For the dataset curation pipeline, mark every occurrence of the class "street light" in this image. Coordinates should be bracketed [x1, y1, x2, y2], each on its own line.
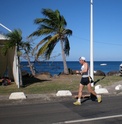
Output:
[90, 0, 94, 87]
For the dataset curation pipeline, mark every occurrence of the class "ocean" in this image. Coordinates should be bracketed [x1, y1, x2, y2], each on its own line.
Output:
[21, 61, 122, 75]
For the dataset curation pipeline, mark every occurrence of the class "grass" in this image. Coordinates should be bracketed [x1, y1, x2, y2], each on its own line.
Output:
[0, 75, 122, 95]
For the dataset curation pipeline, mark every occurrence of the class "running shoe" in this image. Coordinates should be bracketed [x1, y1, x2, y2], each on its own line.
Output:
[97, 95, 102, 103]
[73, 101, 81, 105]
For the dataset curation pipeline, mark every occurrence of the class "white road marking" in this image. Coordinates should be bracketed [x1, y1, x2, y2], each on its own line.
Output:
[64, 114, 122, 123]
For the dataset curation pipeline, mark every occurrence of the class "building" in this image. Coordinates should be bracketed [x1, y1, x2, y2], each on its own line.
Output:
[0, 24, 20, 88]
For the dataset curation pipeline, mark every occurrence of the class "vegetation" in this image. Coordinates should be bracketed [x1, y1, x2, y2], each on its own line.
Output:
[0, 75, 122, 95]
[2, 29, 23, 86]
[29, 9, 72, 74]
[1, 8, 73, 91]
[2, 29, 35, 86]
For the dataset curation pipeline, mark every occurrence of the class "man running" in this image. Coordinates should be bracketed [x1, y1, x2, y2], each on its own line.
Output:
[73, 56, 102, 105]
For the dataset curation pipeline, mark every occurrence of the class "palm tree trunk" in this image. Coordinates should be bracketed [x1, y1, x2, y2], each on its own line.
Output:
[26, 52, 35, 76]
[60, 40, 69, 74]
[23, 48, 35, 76]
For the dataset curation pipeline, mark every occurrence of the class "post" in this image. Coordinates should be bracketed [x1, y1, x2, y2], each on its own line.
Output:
[90, 0, 94, 87]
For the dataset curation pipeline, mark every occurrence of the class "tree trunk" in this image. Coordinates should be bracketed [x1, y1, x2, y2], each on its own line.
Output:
[26, 52, 35, 76]
[60, 40, 69, 74]
[23, 48, 36, 76]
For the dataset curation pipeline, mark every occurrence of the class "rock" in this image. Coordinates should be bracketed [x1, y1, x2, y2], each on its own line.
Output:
[68, 68, 73, 74]
[115, 84, 122, 90]
[95, 85, 102, 90]
[94, 85, 109, 94]
[95, 88, 109, 94]
[22, 70, 30, 77]
[94, 70, 106, 76]
[53, 74, 59, 78]
[35, 72, 52, 79]
[107, 71, 120, 76]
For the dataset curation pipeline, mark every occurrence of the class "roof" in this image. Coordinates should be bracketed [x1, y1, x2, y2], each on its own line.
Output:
[0, 34, 8, 40]
[0, 34, 9, 45]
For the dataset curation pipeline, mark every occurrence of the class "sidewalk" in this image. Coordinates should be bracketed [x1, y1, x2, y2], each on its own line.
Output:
[0, 93, 74, 106]
[0, 81, 122, 106]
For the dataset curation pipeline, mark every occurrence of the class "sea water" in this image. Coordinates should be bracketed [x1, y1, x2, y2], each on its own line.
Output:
[21, 61, 122, 75]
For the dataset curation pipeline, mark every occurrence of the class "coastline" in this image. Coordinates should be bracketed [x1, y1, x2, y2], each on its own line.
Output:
[21, 61, 122, 76]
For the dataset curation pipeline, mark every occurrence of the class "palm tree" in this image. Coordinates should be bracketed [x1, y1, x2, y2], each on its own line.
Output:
[2, 29, 35, 87]
[29, 9, 72, 74]
[21, 41, 36, 76]
[2, 29, 23, 86]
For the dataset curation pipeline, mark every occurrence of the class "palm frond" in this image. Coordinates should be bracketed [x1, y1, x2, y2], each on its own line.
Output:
[38, 25, 55, 34]
[33, 35, 51, 54]
[60, 15, 67, 27]
[36, 34, 59, 59]
[28, 30, 42, 37]
[34, 18, 45, 24]
[42, 9, 54, 18]
[63, 29, 72, 36]
[34, 18, 55, 28]
[42, 9, 66, 30]
[2, 29, 22, 55]
[29, 25, 54, 37]
[44, 40, 58, 59]
[21, 41, 32, 53]
[42, 9, 60, 22]
[64, 37, 70, 56]
[6, 29, 22, 45]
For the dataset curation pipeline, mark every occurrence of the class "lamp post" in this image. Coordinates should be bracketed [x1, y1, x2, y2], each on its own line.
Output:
[90, 0, 94, 87]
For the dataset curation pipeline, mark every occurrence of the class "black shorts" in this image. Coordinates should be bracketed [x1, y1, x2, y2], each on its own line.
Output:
[80, 77, 90, 85]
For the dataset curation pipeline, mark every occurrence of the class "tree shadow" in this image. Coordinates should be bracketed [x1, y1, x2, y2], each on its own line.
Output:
[89, 76, 106, 101]
[22, 76, 51, 87]
[79, 94, 98, 104]
[94, 76, 106, 85]
[81, 97, 91, 104]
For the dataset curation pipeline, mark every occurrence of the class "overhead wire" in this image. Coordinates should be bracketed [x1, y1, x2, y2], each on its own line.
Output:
[72, 34, 122, 46]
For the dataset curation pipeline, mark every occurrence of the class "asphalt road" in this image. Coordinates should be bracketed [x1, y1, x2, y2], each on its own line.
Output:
[0, 95, 122, 124]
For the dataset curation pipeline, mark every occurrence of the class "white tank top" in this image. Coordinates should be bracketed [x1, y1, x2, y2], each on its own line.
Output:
[81, 64, 89, 77]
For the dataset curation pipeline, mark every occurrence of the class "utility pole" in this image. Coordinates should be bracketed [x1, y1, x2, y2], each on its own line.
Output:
[90, 0, 94, 87]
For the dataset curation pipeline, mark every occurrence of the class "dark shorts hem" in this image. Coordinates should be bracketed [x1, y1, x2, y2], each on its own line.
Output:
[80, 77, 90, 85]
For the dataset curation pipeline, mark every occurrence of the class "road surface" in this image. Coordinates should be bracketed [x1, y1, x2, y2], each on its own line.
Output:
[0, 95, 122, 124]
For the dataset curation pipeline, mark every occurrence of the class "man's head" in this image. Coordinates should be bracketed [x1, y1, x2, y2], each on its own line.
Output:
[79, 56, 86, 64]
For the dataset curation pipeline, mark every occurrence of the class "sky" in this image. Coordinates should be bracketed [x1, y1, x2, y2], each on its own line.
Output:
[0, 0, 122, 61]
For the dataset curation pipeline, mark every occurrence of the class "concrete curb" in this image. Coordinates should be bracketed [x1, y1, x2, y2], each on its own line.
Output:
[95, 85, 109, 94]
[115, 84, 122, 90]
[56, 90, 72, 96]
[9, 92, 26, 100]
